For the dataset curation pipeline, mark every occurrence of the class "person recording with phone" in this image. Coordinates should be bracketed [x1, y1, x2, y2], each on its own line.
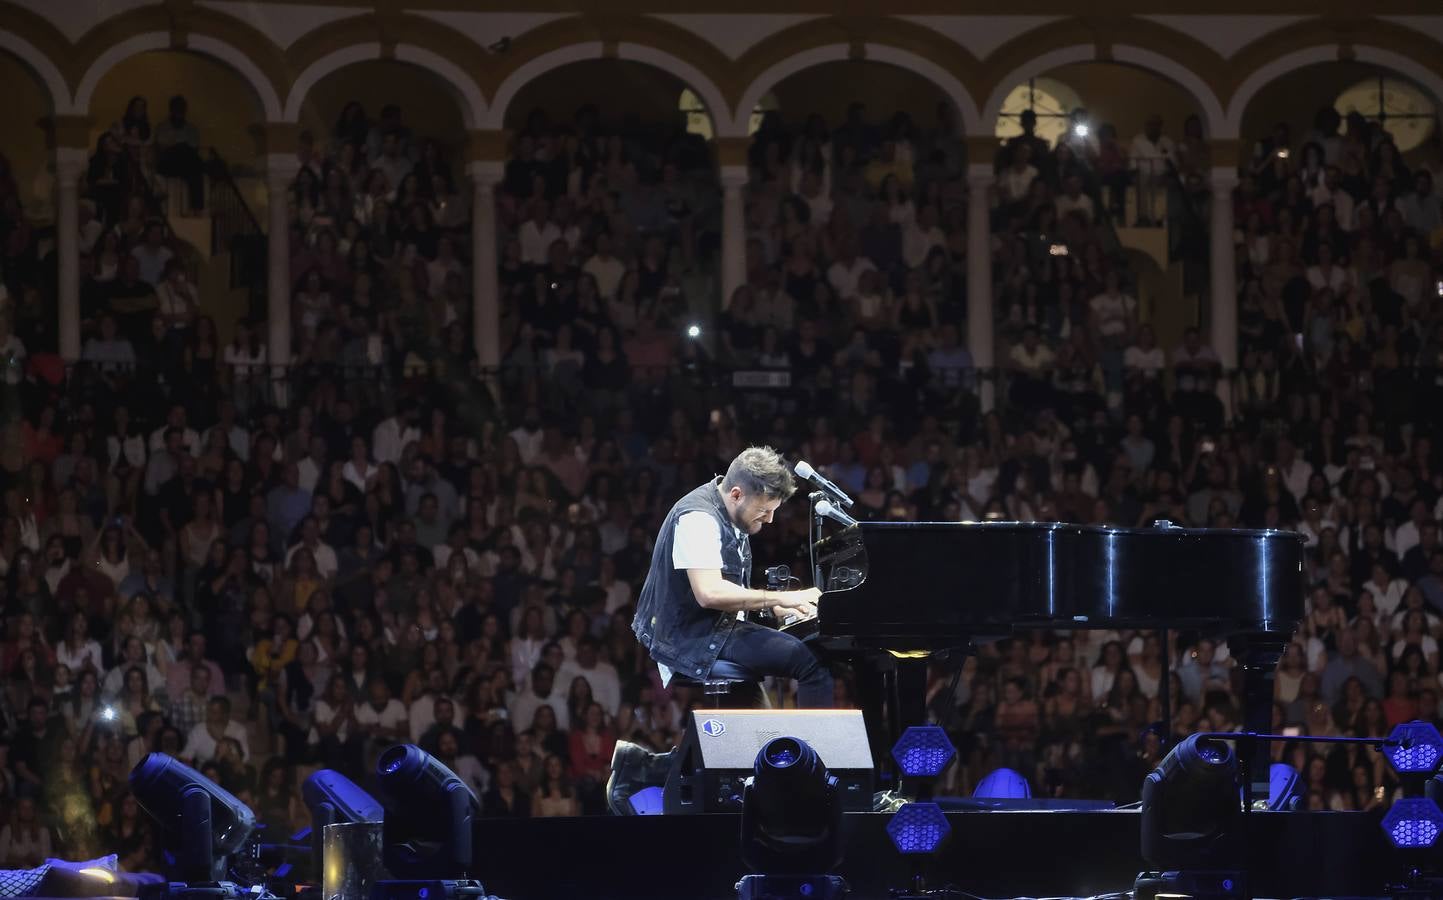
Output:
[631, 446, 834, 708]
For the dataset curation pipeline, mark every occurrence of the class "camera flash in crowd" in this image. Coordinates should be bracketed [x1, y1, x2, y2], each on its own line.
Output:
[686, 323, 702, 339]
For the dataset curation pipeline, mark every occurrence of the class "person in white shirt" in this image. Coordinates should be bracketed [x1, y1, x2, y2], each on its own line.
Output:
[342, 435, 379, 493]
[355, 679, 409, 756]
[147, 404, 200, 455]
[183, 696, 249, 763]
[509, 662, 569, 732]
[1309, 168, 1355, 232]
[130, 223, 174, 285]
[1275, 437, 1313, 503]
[582, 231, 626, 300]
[519, 198, 562, 265]
[371, 411, 419, 467]
[999, 143, 1039, 207]
[1054, 174, 1096, 225]
[902, 205, 946, 270]
[1123, 323, 1166, 376]
[508, 406, 545, 466]
[1128, 115, 1177, 225]
[286, 516, 338, 579]
[296, 436, 329, 494]
[556, 638, 621, 715]
[826, 241, 877, 302]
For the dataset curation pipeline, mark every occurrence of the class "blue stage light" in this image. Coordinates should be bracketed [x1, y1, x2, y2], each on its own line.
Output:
[886, 802, 950, 854]
[890, 726, 956, 778]
[973, 767, 1032, 799]
[1384, 721, 1443, 776]
[1267, 763, 1304, 811]
[1382, 797, 1443, 849]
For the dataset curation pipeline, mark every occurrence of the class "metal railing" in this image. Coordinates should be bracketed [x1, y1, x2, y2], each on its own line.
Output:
[206, 148, 268, 321]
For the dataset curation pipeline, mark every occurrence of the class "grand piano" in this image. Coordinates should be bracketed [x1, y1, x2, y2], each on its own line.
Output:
[794, 519, 1307, 793]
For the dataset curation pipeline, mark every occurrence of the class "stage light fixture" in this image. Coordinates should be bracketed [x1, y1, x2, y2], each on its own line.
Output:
[973, 768, 1032, 800]
[1267, 763, 1304, 811]
[1384, 721, 1443, 777]
[737, 737, 846, 900]
[374, 744, 481, 880]
[1383, 798, 1443, 849]
[302, 769, 384, 880]
[1135, 735, 1243, 899]
[886, 802, 951, 854]
[891, 726, 955, 778]
[129, 752, 258, 883]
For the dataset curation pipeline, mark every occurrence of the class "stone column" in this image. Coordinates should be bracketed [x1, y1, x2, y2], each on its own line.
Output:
[720, 164, 748, 308]
[1209, 166, 1239, 410]
[265, 154, 300, 368]
[55, 146, 89, 361]
[467, 160, 504, 371]
[966, 165, 996, 411]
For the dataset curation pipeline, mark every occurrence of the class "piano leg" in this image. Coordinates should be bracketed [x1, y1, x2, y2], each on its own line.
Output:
[1229, 633, 1289, 805]
[851, 658, 894, 784]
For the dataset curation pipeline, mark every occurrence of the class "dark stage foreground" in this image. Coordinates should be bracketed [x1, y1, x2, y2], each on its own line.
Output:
[473, 809, 1393, 900]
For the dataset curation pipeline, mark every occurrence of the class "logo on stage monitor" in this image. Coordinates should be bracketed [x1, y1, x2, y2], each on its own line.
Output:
[701, 718, 726, 737]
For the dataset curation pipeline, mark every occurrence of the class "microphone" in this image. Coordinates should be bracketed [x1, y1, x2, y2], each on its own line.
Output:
[794, 460, 854, 508]
[815, 499, 858, 528]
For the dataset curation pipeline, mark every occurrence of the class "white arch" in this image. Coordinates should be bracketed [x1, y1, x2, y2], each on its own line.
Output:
[75, 31, 282, 119]
[283, 43, 381, 121]
[1223, 45, 1337, 137]
[74, 32, 168, 112]
[0, 30, 71, 113]
[1112, 45, 1226, 138]
[395, 44, 486, 128]
[482, 42, 602, 131]
[732, 44, 848, 136]
[980, 44, 1096, 130]
[863, 44, 981, 136]
[188, 34, 283, 120]
[618, 43, 731, 141]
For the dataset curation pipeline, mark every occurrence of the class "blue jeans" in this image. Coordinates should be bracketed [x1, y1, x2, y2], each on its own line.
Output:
[717, 620, 835, 708]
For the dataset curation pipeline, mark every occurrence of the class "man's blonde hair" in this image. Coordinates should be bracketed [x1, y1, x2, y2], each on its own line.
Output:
[722, 446, 796, 500]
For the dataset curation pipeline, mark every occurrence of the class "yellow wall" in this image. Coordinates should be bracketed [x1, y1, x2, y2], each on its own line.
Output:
[88, 50, 263, 166]
[502, 60, 687, 132]
[0, 52, 55, 211]
[297, 61, 470, 162]
[770, 61, 948, 130]
[1045, 61, 1202, 141]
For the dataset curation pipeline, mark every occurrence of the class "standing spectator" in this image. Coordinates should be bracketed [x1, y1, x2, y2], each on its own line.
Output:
[154, 95, 204, 213]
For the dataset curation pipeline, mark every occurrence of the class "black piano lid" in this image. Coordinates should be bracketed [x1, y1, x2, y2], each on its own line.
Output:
[816, 520, 1307, 641]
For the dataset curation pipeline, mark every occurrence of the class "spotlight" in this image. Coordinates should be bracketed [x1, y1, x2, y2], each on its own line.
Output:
[302, 769, 384, 880]
[1383, 797, 1443, 849]
[1135, 735, 1244, 900]
[891, 726, 955, 779]
[374, 744, 481, 880]
[973, 768, 1031, 800]
[737, 737, 846, 900]
[129, 752, 257, 882]
[1267, 763, 1304, 811]
[886, 802, 950, 854]
[1384, 721, 1443, 777]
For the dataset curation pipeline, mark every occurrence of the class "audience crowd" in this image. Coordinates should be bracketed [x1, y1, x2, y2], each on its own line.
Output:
[0, 84, 1442, 872]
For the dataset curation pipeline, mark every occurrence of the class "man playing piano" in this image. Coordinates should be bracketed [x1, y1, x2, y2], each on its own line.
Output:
[631, 446, 835, 708]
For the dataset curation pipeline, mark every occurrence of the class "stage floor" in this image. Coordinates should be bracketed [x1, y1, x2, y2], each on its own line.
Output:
[472, 809, 1394, 900]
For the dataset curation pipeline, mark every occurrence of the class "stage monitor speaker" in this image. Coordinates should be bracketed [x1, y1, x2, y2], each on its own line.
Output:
[663, 709, 874, 815]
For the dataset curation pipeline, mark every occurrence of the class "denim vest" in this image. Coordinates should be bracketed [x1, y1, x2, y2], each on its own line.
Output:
[632, 477, 752, 679]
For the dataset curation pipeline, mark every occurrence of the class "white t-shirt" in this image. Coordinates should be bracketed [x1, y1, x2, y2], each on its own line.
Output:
[355, 698, 407, 735]
[673, 510, 741, 570]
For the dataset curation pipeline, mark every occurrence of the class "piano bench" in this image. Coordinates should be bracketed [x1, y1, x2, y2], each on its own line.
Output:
[671, 660, 768, 709]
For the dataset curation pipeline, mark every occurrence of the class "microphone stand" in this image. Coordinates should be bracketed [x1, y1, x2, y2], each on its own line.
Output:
[809, 491, 826, 589]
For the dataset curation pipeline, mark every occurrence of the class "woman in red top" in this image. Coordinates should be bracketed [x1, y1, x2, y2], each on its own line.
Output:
[568, 700, 616, 787]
